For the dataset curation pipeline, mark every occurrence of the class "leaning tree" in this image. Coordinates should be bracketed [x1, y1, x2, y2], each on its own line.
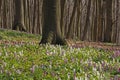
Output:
[40, 0, 66, 45]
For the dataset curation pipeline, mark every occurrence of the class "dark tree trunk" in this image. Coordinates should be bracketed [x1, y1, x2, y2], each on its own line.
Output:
[60, 0, 66, 36]
[0, 0, 2, 9]
[12, 0, 26, 32]
[40, 0, 66, 45]
[104, 0, 112, 42]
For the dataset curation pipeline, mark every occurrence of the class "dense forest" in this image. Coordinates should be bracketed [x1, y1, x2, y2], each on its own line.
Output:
[0, 0, 120, 79]
[0, 0, 120, 44]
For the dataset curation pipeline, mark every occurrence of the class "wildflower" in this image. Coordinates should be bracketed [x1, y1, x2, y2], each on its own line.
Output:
[16, 69, 21, 74]
[114, 75, 119, 80]
[113, 51, 120, 58]
[0, 52, 2, 56]
[118, 67, 120, 73]
[64, 59, 68, 63]
[19, 50, 24, 56]
[3, 61, 7, 67]
[30, 65, 38, 73]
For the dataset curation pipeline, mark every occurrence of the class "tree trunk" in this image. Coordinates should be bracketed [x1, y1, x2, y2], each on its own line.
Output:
[12, 0, 26, 32]
[40, 0, 66, 45]
[60, 0, 66, 37]
[66, 0, 77, 39]
[104, 0, 112, 42]
[82, 0, 91, 40]
[0, 0, 1, 8]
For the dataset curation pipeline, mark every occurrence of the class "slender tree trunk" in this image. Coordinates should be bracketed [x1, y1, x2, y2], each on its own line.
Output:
[32, 0, 37, 33]
[104, 0, 112, 42]
[76, 0, 81, 39]
[60, 0, 66, 36]
[82, 0, 91, 40]
[116, 0, 120, 45]
[97, 0, 102, 41]
[0, 0, 2, 11]
[1, 1, 6, 28]
[66, 0, 77, 39]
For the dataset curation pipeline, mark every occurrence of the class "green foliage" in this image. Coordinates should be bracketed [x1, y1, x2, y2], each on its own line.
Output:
[0, 29, 120, 79]
[0, 29, 41, 41]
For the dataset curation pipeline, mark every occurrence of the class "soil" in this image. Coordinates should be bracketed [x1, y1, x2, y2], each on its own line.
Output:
[73, 41, 120, 51]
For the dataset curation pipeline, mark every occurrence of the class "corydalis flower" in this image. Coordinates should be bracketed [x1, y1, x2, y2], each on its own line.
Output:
[112, 51, 120, 58]
[30, 65, 38, 73]
[0, 52, 2, 56]
[118, 67, 120, 73]
[16, 69, 21, 74]
[64, 59, 68, 63]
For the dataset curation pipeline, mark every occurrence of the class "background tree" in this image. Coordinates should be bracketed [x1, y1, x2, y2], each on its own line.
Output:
[82, 0, 91, 40]
[104, 0, 112, 42]
[66, 0, 77, 39]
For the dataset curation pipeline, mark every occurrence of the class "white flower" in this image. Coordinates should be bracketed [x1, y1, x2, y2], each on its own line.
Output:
[0, 52, 2, 56]
[16, 70, 21, 74]
[19, 50, 24, 56]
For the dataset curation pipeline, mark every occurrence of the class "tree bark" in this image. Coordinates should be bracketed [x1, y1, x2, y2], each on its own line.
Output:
[60, 0, 66, 36]
[66, 0, 77, 39]
[12, 0, 26, 32]
[82, 0, 91, 40]
[104, 0, 112, 42]
[40, 0, 66, 45]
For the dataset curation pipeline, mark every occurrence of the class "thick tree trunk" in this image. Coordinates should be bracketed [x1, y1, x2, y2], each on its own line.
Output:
[12, 0, 26, 32]
[40, 0, 66, 45]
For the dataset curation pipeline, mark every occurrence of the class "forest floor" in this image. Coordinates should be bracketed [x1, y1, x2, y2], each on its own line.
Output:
[73, 41, 120, 51]
[0, 28, 120, 79]
[0, 28, 120, 50]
